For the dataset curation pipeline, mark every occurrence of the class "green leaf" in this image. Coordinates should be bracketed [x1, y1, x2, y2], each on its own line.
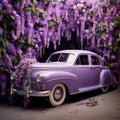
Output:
[15, 39, 24, 47]
[37, 9, 45, 19]
[102, 6, 107, 13]
[10, 15, 15, 20]
[0, 67, 4, 72]
[0, 67, 9, 73]
[60, 0, 65, 2]
[14, 54, 20, 66]
[44, 0, 48, 4]
[4, 68, 9, 73]
[49, 20, 58, 27]
[31, 0, 38, 4]
[2, 49, 7, 54]
[113, 17, 120, 27]
[97, 22, 101, 27]
[28, 40, 34, 47]
[110, 0, 116, 4]
[99, 0, 104, 2]
[91, 12, 96, 17]
[116, 38, 120, 43]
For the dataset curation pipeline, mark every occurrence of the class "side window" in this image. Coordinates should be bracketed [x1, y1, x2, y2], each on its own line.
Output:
[80, 55, 89, 65]
[91, 56, 100, 65]
[76, 55, 89, 65]
[48, 53, 60, 62]
[76, 57, 81, 65]
[59, 53, 68, 62]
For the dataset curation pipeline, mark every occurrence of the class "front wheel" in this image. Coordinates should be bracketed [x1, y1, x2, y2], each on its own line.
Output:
[48, 84, 66, 107]
[101, 85, 109, 93]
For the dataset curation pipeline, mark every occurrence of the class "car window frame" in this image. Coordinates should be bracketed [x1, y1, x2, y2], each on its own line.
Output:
[74, 54, 90, 66]
[46, 53, 75, 63]
[89, 55, 102, 66]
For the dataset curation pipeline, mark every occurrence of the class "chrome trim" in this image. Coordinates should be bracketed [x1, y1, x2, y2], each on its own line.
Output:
[30, 66, 72, 70]
[12, 89, 50, 97]
[30, 65, 106, 70]
[47, 78, 73, 83]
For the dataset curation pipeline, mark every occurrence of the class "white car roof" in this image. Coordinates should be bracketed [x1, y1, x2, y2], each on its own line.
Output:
[53, 50, 98, 56]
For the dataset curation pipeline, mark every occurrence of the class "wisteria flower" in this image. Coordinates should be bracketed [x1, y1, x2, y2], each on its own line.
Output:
[7, 43, 16, 56]
[4, 54, 13, 68]
[0, 3, 3, 10]
[73, 5, 77, 10]
[77, 3, 84, 9]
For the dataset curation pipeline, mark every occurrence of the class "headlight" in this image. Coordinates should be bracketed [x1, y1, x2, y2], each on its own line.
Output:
[10, 74, 16, 80]
[36, 75, 42, 82]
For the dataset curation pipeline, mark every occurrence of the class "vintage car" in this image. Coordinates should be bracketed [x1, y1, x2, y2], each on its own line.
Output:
[11, 50, 116, 106]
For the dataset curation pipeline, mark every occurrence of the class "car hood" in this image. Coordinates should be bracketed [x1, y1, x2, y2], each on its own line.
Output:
[30, 62, 72, 70]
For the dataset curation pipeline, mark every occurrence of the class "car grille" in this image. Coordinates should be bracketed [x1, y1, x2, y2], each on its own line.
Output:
[30, 83, 40, 91]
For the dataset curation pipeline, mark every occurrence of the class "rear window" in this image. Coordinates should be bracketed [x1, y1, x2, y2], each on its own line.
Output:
[91, 56, 100, 65]
[76, 55, 89, 65]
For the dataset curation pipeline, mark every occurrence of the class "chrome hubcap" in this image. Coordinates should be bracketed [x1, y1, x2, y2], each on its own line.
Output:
[54, 89, 62, 100]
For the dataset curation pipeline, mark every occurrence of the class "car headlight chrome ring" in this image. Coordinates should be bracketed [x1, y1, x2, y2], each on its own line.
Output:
[36, 75, 42, 82]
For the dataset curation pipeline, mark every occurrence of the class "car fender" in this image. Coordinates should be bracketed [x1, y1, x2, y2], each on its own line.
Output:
[100, 69, 113, 86]
[39, 70, 79, 94]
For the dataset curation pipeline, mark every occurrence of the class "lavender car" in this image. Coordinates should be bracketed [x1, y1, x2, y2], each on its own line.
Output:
[11, 50, 116, 106]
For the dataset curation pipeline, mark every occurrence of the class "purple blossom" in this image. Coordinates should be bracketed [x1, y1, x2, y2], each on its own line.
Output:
[21, 12, 25, 35]
[2, 0, 8, 7]
[9, 55, 15, 61]
[6, 4, 13, 14]
[113, 62, 118, 68]
[11, 58, 37, 86]
[26, 12, 34, 40]
[65, 0, 75, 6]
[77, 3, 84, 9]
[4, 54, 13, 68]
[17, 47, 23, 59]
[7, 43, 16, 56]
[85, 1, 92, 7]
[11, 31, 17, 41]
[0, 3, 3, 10]
[24, 0, 31, 8]
[13, 11, 21, 38]
[25, 47, 37, 58]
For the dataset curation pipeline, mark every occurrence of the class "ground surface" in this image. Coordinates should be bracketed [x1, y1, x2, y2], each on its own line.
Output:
[0, 87, 120, 120]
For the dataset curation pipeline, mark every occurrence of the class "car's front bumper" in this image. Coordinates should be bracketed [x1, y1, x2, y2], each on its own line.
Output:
[12, 88, 50, 97]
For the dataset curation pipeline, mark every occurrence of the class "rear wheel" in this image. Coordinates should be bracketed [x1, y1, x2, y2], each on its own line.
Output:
[101, 85, 109, 93]
[48, 84, 66, 107]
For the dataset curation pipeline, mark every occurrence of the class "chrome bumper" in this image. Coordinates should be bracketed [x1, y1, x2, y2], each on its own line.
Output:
[12, 88, 50, 97]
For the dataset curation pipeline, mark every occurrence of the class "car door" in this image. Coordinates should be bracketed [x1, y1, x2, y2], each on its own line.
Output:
[74, 54, 94, 89]
[90, 55, 103, 86]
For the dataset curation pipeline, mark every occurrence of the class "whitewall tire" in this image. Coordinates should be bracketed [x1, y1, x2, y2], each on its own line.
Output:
[48, 84, 66, 107]
[101, 85, 109, 93]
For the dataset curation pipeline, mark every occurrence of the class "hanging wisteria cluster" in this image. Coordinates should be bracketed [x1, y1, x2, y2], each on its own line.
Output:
[0, 0, 120, 103]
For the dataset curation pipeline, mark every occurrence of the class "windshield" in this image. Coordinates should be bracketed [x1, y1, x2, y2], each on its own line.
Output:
[47, 53, 75, 63]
